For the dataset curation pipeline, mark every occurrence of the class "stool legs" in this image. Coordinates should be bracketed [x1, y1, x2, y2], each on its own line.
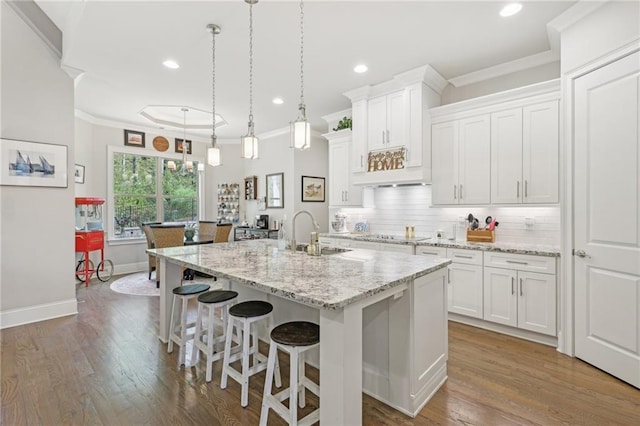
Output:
[288, 349, 299, 425]
[298, 354, 306, 408]
[179, 295, 189, 365]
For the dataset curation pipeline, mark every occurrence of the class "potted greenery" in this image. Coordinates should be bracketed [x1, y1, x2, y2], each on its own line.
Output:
[332, 116, 352, 132]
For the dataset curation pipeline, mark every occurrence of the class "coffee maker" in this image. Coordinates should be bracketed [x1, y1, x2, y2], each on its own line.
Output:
[256, 214, 269, 229]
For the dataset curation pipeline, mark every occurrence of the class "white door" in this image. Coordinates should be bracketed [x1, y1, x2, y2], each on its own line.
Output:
[386, 91, 406, 148]
[368, 96, 387, 151]
[491, 108, 523, 204]
[431, 121, 458, 205]
[458, 114, 491, 204]
[483, 267, 517, 327]
[328, 141, 349, 206]
[522, 101, 559, 204]
[448, 263, 484, 319]
[574, 50, 640, 388]
[517, 271, 556, 336]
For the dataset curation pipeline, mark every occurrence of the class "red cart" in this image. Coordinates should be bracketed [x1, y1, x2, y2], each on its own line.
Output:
[75, 197, 113, 285]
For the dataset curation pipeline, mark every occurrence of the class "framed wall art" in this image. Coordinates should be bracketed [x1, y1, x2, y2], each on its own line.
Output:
[0, 138, 68, 187]
[175, 138, 192, 154]
[124, 129, 145, 147]
[266, 172, 284, 208]
[74, 164, 85, 184]
[301, 175, 325, 202]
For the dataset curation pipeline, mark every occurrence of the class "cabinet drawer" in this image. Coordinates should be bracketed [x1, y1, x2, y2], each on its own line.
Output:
[415, 246, 447, 258]
[484, 252, 556, 274]
[447, 248, 483, 265]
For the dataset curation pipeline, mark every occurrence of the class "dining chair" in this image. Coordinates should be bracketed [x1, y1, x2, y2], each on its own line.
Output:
[149, 224, 186, 287]
[198, 220, 217, 242]
[214, 223, 233, 243]
[141, 221, 162, 279]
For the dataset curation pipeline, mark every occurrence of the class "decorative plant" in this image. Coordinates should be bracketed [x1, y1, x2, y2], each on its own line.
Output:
[333, 116, 352, 132]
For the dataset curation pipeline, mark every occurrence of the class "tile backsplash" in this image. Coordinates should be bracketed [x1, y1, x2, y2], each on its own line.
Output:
[331, 185, 560, 246]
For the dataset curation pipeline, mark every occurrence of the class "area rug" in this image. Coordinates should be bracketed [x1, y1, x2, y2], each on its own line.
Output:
[110, 272, 160, 296]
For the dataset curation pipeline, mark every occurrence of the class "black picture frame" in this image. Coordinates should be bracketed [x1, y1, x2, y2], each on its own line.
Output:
[124, 129, 145, 147]
[301, 175, 325, 202]
[175, 138, 192, 154]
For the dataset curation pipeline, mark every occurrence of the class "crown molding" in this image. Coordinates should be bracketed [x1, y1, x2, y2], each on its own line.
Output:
[343, 86, 372, 103]
[74, 109, 238, 145]
[321, 108, 352, 124]
[547, 0, 609, 35]
[6, 0, 62, 59]
[448, 50, 559, 88]
[394, 64, 448, 95]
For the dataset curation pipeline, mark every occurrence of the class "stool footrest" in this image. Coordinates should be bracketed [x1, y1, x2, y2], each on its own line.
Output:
[264, 394, 319, 426]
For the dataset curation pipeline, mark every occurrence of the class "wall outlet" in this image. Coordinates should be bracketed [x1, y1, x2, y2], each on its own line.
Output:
[524, 217, 535, 229]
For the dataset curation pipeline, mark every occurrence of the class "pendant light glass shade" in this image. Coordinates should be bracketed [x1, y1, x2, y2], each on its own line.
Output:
[290, 0, 310, 150]
[291, 105, 310, 150]
[241, 0, 259, 159]
[241, 122, 259, 159]
[207, 24, 222, 167]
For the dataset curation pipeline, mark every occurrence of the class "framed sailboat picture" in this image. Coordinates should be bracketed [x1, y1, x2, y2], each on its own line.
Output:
[0, 139, 68, 187]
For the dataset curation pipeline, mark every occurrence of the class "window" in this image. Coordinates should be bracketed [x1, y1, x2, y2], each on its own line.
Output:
[109, 147, 201, 240]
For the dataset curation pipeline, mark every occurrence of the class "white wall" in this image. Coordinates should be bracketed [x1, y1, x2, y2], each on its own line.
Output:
[74, 117, 244, 272]
[333, 185, 560, 246]
[1, 2, 77, 327]
[441, 61, 561, 105]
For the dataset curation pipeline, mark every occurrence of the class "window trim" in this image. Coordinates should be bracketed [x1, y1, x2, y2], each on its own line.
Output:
[107, 145, 204, 242]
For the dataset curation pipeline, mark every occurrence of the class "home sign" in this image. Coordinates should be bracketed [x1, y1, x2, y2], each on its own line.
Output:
[367, 147, 406, 172]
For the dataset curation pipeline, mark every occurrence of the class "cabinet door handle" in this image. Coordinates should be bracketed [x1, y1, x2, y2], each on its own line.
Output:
[511, 277, 515, 295]
[448, 269, 451, 284]
[506, 260, 529, 265]
[454, 185, 457, 200]
[460, 184, 463, 200]
[517, 181, 520, 198]
[454, 254, 473, 259]
[519, 278, 523, 296]
[382, 130, 386, 145]
[345, 191, 349, 202]
[360, 155, 363, 169]
[525, 180, 528, 198]
[386, 129, 390, 145]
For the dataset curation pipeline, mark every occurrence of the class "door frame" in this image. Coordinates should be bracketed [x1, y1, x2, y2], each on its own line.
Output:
[560, 40, 640, 357]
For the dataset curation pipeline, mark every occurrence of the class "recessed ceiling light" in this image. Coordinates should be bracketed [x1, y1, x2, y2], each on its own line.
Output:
[354, 64, 368, 73]
[162, 60, 180, 69]
[500, 3, 522, 17]
[272, 98, 284, 105]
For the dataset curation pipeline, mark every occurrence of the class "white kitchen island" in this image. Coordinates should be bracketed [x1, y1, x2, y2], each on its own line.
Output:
[150, 239, 451, 425]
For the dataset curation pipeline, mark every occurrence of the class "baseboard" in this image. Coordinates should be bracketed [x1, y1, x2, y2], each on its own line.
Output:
[448, 314, 558, 347]
[0, 298, 78, 329]
[114, 261, 146, 276]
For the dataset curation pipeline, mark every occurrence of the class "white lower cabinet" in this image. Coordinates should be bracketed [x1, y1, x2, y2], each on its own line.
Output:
[483, 253, 556, 336]
[446, 248, 483, 319]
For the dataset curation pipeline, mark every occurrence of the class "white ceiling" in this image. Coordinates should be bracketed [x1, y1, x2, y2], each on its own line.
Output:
[36, 0, 575, 140]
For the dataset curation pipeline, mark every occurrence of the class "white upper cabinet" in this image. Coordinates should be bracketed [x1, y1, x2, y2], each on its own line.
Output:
[491, 100, 559, 204]
[430, 79, 560, 206]
[522, 101, 559, 204]
[344, 65, 447, 185]
[432, 115, 490, 205]
[325, 130, 363, 207]
[367, 91, 406, 151]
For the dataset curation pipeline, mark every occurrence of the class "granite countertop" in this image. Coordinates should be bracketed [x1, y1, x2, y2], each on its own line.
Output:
[149, 239, 451, 310]
[319, 233, 560, 257]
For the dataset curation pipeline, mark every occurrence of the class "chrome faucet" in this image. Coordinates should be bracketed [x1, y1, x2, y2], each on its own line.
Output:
[291, 210, 320, 252]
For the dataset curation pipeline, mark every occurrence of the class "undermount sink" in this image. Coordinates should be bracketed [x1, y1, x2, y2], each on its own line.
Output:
[294, 244, 351, 255]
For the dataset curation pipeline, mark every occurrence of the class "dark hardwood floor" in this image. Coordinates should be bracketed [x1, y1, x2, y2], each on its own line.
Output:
[2, 276, 638, 425]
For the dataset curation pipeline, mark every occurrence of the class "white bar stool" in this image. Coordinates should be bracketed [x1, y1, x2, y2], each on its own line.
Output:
[167, 283, 211, 366]
[220, 300, 282, 407]
[190, 290, 239, 382]
[260, 321, 320, 426]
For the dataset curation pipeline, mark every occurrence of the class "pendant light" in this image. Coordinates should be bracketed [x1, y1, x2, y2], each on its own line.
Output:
[241, 0, 259, 159]
[290, 0, 310, 150]
[207, 24, 222, 167]
[180, 107, 190, 174]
